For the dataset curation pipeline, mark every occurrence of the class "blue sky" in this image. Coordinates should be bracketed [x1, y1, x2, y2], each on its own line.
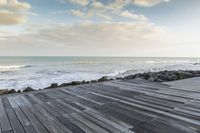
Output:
[0, 0, 200, 57]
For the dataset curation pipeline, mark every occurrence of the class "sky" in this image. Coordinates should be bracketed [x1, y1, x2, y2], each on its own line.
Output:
[0, 0, 200, 57]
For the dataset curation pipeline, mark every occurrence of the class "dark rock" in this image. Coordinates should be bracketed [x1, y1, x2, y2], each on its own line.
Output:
[50, 83, 58, 88]
[23, 87, 35, 92]
[143, 73, 150, 80]
[122, 70, 200, 83]
[59, 83, 71, 87]
[8, 89, 16, 94]
[91, 80, 98, 83]
[98, 76, 109, 82]
[85, 81, 90, 84]
[71, 81, 81, 85]
[17, 90, 21, 93]
[81, 80, 87, 84]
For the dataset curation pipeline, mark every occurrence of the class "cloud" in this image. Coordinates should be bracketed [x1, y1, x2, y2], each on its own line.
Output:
[0, 0, 30, 10]
[70, 10, 86, 17]
[96, 13, 112, 20]
[120, 10, 147, 21]
[0, 22, 170, 56]
[0, 10, 27, 25]
[91, 1, 105, 9]
[68, 0, 89, 6]
[1, 21, 169, 46]
[0, 0, 31, 25]
[132, 0, 171, 7]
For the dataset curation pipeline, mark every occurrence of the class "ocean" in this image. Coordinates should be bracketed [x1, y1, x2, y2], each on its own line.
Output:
[0, 56, 200, 90]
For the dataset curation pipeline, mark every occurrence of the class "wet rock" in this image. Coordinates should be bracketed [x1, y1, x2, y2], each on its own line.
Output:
[98, 76, 109, 82]
[123, 70, 200, 82]
[59, 83, 71, 87]
[81, 80, 89, 84]
[71, 81, 81, 85]
[91, 80, 98, 83]
[50, 83, 58, 88]
[8, 89, 16, 94]
[23, 87, 35, 92]
[17, 90, 21, 93]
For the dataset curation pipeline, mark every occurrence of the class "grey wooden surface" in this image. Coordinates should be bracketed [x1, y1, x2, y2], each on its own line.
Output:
[0, 79, 200, 133]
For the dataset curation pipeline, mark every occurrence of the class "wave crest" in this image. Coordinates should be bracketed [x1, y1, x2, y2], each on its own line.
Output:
[0, 65, 32, 69]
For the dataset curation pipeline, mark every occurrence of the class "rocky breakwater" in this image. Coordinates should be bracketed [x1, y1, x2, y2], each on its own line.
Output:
[1, 70, 200, 96]
[122, 70, 200, 82]
[0, 87, 35, 96]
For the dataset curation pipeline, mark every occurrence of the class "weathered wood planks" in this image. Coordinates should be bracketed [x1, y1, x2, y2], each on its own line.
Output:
[0, 79, 200, 133]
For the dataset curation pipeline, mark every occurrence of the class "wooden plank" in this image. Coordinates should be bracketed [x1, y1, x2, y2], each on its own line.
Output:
[0, 99, 12, 132]
[0, 79, 200, 133]
[71, 113, 110, 133]
[8, 97, 38, 133]
[15, 96, 49, 133]
[89, 91, 200, 127]
[2, 98, 25, 133]
[65, 115, 95, 133]
[78, 111, 121, 133]
[84, 110, 133, 133]
[55, 116, 86, 133]
[33, 104, 72, 133]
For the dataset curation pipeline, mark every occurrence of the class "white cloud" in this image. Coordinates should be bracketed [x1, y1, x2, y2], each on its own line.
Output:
[120, 10, 147, 21]
[0, 22, 169, 46]
[132, 0, 171, 7]
[91, 1, 105, 9]
[70, 10, 86, 17]
[96, 13, 112, 20]
[68, 0, 89, 6]
[0, 0, 31, 25]
[0, 10, 27, 25]
[0, 22, 171, 56]
[0, 0, 30, 10]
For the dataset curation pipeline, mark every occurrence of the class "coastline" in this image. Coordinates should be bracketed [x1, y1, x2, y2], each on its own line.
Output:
[1, 70, 200, 96]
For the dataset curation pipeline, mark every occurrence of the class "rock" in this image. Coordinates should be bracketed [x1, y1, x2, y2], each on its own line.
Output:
[23, 87, 35, 92]
[17, 90, 21, 93]
[44, 83, 59, 89]
[0, 89, 9, 95]
[8, 89, 16, 94]
[98, 76, 109, 82]
[71, 81, 81, 85]
[59, 83, 71, 87]
[91, 80, 98, 83]
[50, 83, 58, 88]
[143, 73, 150, 80]
[81, 80, 87, 84]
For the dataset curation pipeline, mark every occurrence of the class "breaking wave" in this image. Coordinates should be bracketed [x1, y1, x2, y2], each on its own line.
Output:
[0, 65, 32, 69]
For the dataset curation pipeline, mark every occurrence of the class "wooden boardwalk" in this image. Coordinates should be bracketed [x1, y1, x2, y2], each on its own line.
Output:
[0, 79, 200, 133]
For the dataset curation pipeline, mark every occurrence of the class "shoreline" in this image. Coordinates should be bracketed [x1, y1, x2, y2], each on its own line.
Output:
[1, 70, 200, 96]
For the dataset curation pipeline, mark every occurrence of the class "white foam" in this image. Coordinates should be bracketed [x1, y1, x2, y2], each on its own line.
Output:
[0, 65, 31, 70]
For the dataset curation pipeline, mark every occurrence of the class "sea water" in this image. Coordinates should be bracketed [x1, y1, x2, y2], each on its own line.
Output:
[0, 56, 200, 90]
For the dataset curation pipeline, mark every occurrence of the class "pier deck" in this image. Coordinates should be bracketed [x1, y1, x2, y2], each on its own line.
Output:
[0, 79, 200, 133]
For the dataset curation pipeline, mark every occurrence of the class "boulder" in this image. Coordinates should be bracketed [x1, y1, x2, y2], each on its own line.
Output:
[17, 90, 21, 93]
[98, 76, 109, 82]
[59, 83, 71, 87]
[50, 83, 58, 88]
[8, 89, 16, 94]
[71, 81, 81, 85]
[23, 87, 35, 92]
[91, 80, 98, 83]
